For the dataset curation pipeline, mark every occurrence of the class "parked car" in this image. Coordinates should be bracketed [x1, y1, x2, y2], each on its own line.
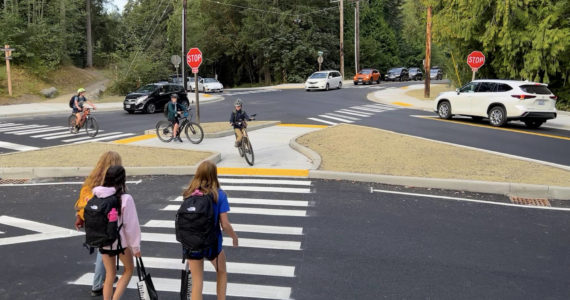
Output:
[194, 78, 224, 93]
[430, 68, 443, 80]
[168, 74, 185, 86]
[353, 68, 381, 85]
[433, 80, 557, 128]
[305, 70, 343, 91]
[187, 76, 203, 91]
[408, 68, 423, 80]
[384, 67, 409, 81]
[123, 83, 189, 114]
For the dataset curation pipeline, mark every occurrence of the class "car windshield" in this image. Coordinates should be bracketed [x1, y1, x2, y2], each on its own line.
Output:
[409, 68, 418, 72]
[359, 70, 372, 74]
[135, 85, 158, 93]
[310, 73, 327, 79]
[388, 68, 402, 73]
[203, 78, 218, 83]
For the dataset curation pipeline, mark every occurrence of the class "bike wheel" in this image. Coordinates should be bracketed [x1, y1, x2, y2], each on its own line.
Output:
[156, 120, 174, 142]
[184, 122, 204, 144]
[243, 138, 254, 166]
[85, 118, 99, 137]
[68, 115, 76, 133]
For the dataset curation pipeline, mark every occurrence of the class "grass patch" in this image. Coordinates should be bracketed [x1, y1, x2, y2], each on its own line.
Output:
[405, 84, 455, 100]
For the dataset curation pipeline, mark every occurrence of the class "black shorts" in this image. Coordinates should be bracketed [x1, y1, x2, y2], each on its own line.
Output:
[99, 248, 125, 257]
[72, 108, 81, 114]
[183, 247, 221, 261]
[169, 117, 180, 125]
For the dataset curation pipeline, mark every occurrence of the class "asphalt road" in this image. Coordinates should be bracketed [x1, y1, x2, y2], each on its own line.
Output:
[1, 80, 569, 166]
[1, 176, 569, 299]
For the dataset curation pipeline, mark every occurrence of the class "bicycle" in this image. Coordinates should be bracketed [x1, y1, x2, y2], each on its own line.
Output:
[68, 107, 99, 137]
[156, 108, 204, 144]
[233, 114, 256, 166]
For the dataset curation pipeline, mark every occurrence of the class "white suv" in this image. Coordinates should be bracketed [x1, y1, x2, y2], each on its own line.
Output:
[434, 80, 557, 128]
[305, 70, 343, 91]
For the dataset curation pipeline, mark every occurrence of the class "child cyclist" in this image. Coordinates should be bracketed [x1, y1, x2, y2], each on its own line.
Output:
[72, 88, 96, 133]
[229, 98, 254, 147]
[182, 161, 239, 300]
[167, 93, 187, 142]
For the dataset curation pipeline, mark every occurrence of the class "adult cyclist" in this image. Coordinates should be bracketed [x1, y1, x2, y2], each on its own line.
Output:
[72, 88, 96, 133]
[229, 98, 254, 147]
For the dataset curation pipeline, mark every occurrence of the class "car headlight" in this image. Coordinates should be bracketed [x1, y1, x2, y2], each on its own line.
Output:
[135, 95, 148, 104]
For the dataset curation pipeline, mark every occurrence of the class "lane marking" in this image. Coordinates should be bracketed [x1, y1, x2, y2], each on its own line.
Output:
[325, 113, 360, 121]
[349, 106, 384, 113]
[73, 133, 135, 143]
[278, 124, 328, 128]
[336, 110, 371, 117]
[364, 104, 396, 110]
[222, 185, 311, 193]
[370, 188, 570, 212]
[0, 123, 22, 128]
[415, 115, 570, 141]
[8, 126, 67, 135]
[218, 178, 312, 186]
[0, 180, 143, 187]
[143, 220, 304, 235]
[161, 205, 307, 216]
[141, 232, 302, 250]
[33, 129, 103, 138]
[70, 273, 292, 300]
[0, 141, 39, 152]
[0, 215, 83, 246]
[62, 132, 125, 142]
[337, 109, 373, 116]
[217, 168, 309, 177]
[42, 131, 89, 139]
[171, 196, 309, 207]
[113, 134, 157, 144]
[307, 117, 337, 125]
[0, 125, 48, 132]
[391, 101, 413, 107]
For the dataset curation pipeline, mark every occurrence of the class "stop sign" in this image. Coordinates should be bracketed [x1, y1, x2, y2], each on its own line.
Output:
[467, 51, 485, 70]
[186, 48, 202, 70]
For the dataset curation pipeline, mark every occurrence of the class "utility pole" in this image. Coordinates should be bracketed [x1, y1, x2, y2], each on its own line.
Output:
[424, 5, 432, 98]
[354, 0, 359, 74]
[339, 0, 344, 79]
[182, 0, 187, 91]
[86, 0, 93, 67]
[1, 45, 15, 96]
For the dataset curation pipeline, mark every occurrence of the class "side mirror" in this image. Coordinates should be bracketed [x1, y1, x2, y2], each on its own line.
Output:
[456, 88, 460, 95]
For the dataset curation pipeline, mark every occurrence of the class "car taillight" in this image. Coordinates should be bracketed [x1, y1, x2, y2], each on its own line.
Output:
[511, 95, 536, 100]
[550, 95, 558, 100]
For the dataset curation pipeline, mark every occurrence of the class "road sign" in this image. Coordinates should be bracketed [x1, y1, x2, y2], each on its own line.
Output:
[317, 56, 323, 64]
[318, 51, 324, 57]
[186, 48, 202, 69]
[191, 67, 199, 74]
[171, 55, 181, 67]
[467, 51, 485, 71]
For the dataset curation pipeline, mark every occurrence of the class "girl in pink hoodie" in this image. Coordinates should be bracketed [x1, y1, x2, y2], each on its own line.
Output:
[93, 165, 141, 300]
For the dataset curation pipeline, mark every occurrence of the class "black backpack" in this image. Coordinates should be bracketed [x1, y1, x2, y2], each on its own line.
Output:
[175, 193, 218, 252]
[69, 95, 77, 108]
[84, 194, 122, 249]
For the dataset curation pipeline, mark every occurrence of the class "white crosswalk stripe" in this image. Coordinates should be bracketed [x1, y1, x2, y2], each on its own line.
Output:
[318, 114, 354, 123]
[325, 112, 360, 121]
[337, 109, 373, 116]
[62, 132, 125, 142]
[307, 117, 337, 125]
[7, 126, 68, 135]
[308, 103, 399, 125]
[0, 141, 39, 151]
[69, 176, 313, 299]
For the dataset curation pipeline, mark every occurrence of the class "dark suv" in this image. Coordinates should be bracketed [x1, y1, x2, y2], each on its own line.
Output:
[408, 68, 423, 80]
[123, 83, 189, 114]
[385, 67, 409, 81]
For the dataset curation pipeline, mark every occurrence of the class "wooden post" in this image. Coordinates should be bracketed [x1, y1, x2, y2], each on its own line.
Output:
[471, 69, 477, 81]
[339, 0, 344, 79]
[354, 0, 359, 74]
[3, 45, 13, 97]
[195, 72, 200, 123]
[424, 6, 432, 98]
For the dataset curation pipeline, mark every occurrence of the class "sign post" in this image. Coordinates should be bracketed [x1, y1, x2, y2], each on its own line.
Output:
[467, 51, 485, 81]
[1, 45, 15, 96]
[171, 55, 182, 83]
[187, 48, 203, 123]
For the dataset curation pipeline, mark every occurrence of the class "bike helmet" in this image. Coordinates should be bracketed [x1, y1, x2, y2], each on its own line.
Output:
[77, 88, 86, 93]
[234, 98, 243, 107]
[170, 93, 179, 100]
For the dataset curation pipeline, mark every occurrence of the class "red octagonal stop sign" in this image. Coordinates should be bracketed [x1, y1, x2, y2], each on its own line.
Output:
[187, 48, 202, 69]
[467, 51, 485, 70]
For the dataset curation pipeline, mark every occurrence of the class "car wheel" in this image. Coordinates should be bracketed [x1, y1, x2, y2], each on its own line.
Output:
[488, 106, 507, 127]
[338, 81, 342, 89]
[306, 89, 310, 92]
[377, 77, 381, 84]
[325, 83, 329, 91]
[353, 82, 358, 85]
[471, 116, 483, 122]
[524, 120, 544, 129]
[437, 101, 452, 119]
[145, 103, 156, 114]
[201, 86, 205, 93]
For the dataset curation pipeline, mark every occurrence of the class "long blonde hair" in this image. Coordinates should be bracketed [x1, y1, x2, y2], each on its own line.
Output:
[83, 151, 123, 190]
[183, 161, 220, 202]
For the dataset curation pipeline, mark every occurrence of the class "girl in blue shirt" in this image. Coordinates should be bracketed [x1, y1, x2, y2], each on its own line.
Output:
[182, 161, 239, 300]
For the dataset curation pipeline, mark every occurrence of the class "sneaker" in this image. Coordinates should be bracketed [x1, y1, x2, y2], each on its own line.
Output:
[177, 136, 183, 142]
[90, 288, 102, 297]
[234, 141, 240, 147]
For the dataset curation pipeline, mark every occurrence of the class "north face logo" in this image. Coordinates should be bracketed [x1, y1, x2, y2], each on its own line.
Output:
[187, 207, 196, 212]
[90, 205, 98, 210]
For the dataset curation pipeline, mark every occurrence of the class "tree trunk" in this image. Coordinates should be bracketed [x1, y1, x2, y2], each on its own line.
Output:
[86, 0, 93, 67]
[60, 0, 66, 52]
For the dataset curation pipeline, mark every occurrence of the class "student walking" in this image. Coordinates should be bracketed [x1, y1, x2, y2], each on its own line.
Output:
[88, 165, 142, 300]
[74, 151, 122, 296]
[176, 161, 239, 300]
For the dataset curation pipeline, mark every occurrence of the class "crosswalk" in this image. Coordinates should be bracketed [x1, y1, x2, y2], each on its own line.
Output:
[224, 89, 281, 97]
[69, 176, 313, 299]
[307, 103, 399, 126]
[0, 121, 134, 152]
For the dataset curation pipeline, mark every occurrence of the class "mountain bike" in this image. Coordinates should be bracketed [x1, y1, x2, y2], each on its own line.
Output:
[156, 108, 204, 144]
[233, 114, 256, 166]
[68, 107, 99, 137]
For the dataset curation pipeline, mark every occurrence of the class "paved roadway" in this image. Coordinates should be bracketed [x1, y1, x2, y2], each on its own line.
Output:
[1, 176, 569, 299]
[0, 80, 569, 165]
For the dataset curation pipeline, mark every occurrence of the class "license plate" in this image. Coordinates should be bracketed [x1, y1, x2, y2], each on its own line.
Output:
[537, 100, 545, 105]
[358, 79, 362, 82]
[125, 104, 131, 108]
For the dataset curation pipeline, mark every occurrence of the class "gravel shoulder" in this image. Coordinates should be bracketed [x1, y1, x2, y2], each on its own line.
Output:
[0, 143, 213, 168]
[297, 124, 570, 187]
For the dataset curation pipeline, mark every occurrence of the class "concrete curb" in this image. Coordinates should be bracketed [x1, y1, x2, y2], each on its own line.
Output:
[309, 170, 570, 200]
[144, 121, 281, 139]
[289, 133, 322, 170]
[0, 152, 221, 179]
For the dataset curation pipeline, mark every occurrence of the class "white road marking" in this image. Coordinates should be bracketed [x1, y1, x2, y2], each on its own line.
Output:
[0, 125, 48, 132]
[31, 130, 77, 138]
[307, 117, 337, 125]
[161, 205, 307, 216]
[143, 220, 303, 235]
[222, 185, 311, 193]
[325, 113, 360, 121]
[8, 126, 67, 135]
[318, 114, 354, 123]
[141, 232, 302, 250]
[350, 106, 385, 112]
[70, 273, 292, 300]
[0, 231, 4, 234]
[367, 103, 398, 109]
[218, 178, 312, 186]
[0, 123, 22, 128]
[62, 132, 124, 142]
[338, 108, 373, 116]
[0, 141, 39, 151]
[0, 180, 142, 187]
[42, 131, 89, 139]
[0, 215, 83, 246]
[364, 104, 395, 110]
[370, 188, 570, 212]
[73, 133, 135, 143]
[170, 196, 309, 207]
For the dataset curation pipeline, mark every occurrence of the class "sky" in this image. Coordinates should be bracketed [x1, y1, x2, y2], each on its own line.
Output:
[111, 0, 128, 13]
